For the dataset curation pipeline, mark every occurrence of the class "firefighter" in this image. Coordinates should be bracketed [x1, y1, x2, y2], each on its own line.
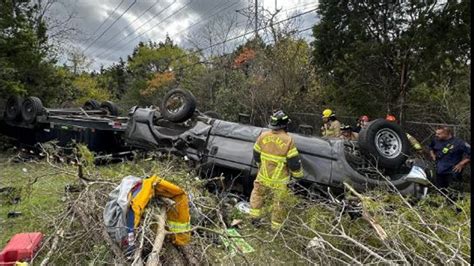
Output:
[429, 126, 471, 192]
[340, 125, 359, 141]
[354, 115, 369, 133]
[321, 109, 341, 138]
[385, 114, 423, 153]
[249, 110, 304, 230]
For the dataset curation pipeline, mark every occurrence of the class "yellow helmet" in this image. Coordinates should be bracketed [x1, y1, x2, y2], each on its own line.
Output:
[322, 109, 333, 118]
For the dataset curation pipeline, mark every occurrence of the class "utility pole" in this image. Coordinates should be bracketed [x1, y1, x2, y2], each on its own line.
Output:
[254, 0, 258, 37]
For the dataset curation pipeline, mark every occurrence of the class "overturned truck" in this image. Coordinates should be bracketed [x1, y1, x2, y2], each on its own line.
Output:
[1, 89, 432, 197]
[124, 89, 432, 197]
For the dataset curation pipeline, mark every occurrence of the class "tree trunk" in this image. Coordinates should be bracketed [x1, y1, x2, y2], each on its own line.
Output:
[398, 57, 409, 127]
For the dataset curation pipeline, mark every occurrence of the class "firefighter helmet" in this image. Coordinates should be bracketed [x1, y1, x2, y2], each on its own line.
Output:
[386, 114, 396, 122]
[322, 109, 333, 118]
[359, 115, 369, 122]
[340, 124, 352, 131]
[269, 110, 290, 130]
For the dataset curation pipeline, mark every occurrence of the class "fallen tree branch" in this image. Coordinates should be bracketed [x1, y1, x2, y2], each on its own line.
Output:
[40, 228, 64, 266]
[343, 182, 388, 241]
[72, 203, 127, 264]
[145, 206, 167, 266]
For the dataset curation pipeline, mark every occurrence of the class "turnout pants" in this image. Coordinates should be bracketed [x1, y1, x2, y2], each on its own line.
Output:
[131, 176, 191, 246]
[249, 180, 288, 230]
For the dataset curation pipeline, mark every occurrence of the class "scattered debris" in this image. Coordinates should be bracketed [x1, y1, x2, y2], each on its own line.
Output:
[220, 228, 254, 256]
[234, 201, 251, 214]
[306, 236, 326, 250]
[0, 232, 43, 265]
[230, 219, 243, 228]
[0, 187, 20, 205]
[7, 211, 22, 218]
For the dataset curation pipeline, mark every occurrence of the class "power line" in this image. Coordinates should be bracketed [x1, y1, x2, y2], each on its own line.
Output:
[171, 6, 319, 70]
[97, 5, 316, 68]
[88, 0, 162, 55]
[86, 0, 126, 41]
[194, 7, 318, 55]
[83, 0, 138, 53]
[100, 0, 194, 61]
[95, 0, 179, 59]
[170, 23, 316, 73]
[297, 26, 314, 33]
[173, 0, 240, 38]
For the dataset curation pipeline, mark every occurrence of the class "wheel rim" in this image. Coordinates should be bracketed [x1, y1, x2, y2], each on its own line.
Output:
[7, 104, 18, 117]
[165, 94, 185, 114]
[23, 101, 35, 120]
[375, 128, 402, 159]
[102, 106, 112, 114]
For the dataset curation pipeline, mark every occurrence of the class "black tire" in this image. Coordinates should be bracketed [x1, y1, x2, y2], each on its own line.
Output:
[21, 96, 44, 124]
[4, 95, 23, 121]
[100, 101, 119, 116]
[160, 88, 196, 123]
[83, 99, 100, 110]
[203, 110, 222, 119]
[358, 118, 410, 170]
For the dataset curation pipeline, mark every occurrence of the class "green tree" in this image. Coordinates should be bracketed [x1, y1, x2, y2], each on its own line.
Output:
[122, 37, 204, 107]
[96, 57, 129, 100]
[311, 0, 470, 123]
[0, 0, 73, 106]
[71, 74, 111, 106]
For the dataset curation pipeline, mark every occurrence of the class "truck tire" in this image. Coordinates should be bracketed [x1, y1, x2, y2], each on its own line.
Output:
[160, 88, 196, 123]
[203, 110, 222, 119]
[83, 99, 100, 110]
[358, 118, 410, 170]
[5, 95, 23, 121]
[21, 96, 44, 124]
[100, 101, 119, 116]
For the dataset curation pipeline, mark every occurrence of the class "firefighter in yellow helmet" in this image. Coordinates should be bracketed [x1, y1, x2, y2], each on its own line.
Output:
[321, 109, 342, 138]
[249, 110, 304, 230]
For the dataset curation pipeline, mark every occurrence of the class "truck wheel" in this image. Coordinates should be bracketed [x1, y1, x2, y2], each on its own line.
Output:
[83, 99, 100, 110]
[358, 118, 410, 170]
[21, 96, 44, 124]
[100, 101, 119, 116]
[5, 95, 23, 121]
[160, 88, 196, 123]
[203, 110, 222, 119]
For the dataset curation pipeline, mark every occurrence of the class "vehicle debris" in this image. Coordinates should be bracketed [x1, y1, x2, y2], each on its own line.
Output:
[220, 228, 254, 256]
[7, 211, 22, 218]
[235, 201, 251, 215]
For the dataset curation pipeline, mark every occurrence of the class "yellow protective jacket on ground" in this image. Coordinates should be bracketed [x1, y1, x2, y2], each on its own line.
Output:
[130, 175, 191, 245]
[322, 120, 341, 138]
[253, 130, 303, 188]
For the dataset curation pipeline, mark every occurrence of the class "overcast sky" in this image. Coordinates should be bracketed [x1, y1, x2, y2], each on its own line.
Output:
[52, 0, 319, 70]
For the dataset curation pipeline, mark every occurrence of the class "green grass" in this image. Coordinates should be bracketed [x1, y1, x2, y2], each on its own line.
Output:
[0, 151, 470, 264]
[0, 155, 72, 247]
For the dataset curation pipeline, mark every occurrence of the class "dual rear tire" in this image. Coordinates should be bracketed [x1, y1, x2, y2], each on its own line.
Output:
[4, 95, 44, 124]
[83, 100, 119, 116]
[4, 96, 119, 124]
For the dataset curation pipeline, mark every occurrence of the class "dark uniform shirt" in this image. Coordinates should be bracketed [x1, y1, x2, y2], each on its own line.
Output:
[429, 137, 471, 175]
